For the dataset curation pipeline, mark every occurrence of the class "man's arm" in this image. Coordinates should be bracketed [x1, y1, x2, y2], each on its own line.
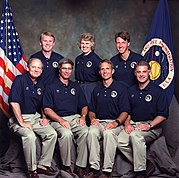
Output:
[78, 106, 88, 126]
[10, 102, 32, 130]
[124, 115, 135, 134]
[89, 111, 100, 126]
[135, 116, 166, 131]
[104, 112, 128, 130]
[44, 107, 70, 128]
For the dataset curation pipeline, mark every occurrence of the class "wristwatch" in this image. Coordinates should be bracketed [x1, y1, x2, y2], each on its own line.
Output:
[115, 119, 121, 127]
[148, 122, 153, 129]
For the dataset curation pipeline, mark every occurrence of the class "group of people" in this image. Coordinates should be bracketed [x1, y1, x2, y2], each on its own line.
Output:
[8, 31, 169, 178]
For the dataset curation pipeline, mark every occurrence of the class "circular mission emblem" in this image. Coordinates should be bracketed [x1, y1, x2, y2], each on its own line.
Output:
[52, 61, 58, 68]
[141, 38, 174, 89]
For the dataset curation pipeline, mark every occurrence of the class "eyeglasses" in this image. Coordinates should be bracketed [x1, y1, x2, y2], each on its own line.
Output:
[61, 67, 73, 71]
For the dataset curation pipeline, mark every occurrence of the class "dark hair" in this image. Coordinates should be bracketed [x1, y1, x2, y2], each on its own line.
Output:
[27, 58, 43, 69]
[99, 59, 114, 70]
[134, 60, 151, 71]
[40, 31, 55, 42]
[115, 31, 130, 43]
[58, 58, 74, 69]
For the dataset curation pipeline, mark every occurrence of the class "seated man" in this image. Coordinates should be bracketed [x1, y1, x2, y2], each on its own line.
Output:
[42, 58, 89, 178]
[85, 59, 130, 178]
[8, 58, 57, 178]
[117, 60, 169, 178]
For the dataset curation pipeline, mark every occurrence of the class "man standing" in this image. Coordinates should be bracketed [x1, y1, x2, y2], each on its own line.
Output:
[117, 61, 169, 178]
[30, 31, 64, 86]
[110, 31, 143, 87]
[8, 58, 57, 178]
[84, 59, 130, 178]
[42, 58, 89, 178]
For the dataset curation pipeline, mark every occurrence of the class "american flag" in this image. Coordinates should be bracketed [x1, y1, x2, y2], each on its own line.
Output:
[0, 0, 27, 117]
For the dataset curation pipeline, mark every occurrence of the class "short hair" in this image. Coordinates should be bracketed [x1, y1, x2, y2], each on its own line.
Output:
[134, 60, 151, 71]
[77, 32, 96, 50]
[40, 31, 55, 42]
[115, 31, 130, 43]
[99, 59, 114, 70]
[58, 58, 74, 69]
[27, 58, 43, 69]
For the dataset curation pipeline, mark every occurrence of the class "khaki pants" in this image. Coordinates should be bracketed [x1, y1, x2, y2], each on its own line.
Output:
[117, 121, 162, 171]
[9, 112, 57, 171]
[87, 120, 122, 172]
[50, 114, 89, 168]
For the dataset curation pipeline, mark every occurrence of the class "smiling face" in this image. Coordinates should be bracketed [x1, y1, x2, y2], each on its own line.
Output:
[99, 62, 114, 81]
[59, 63, 73, 81]
[80, 39, 93, 55]
[135, 65, 150, 84]
[40, 34, 55, 53]
[115, 36, 130, 55]
[27, 59, 43, 80]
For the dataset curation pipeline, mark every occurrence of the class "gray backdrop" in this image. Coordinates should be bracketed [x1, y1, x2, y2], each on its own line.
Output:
[0, 0, 178, 97]
[0, 0, 179, 174]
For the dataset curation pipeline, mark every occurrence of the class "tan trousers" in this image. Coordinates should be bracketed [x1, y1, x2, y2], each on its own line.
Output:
[87, 120, 122, 172]
[50, 114, 89, 168]
[117, 121, 162, 171]
[9, 112, 57, 171]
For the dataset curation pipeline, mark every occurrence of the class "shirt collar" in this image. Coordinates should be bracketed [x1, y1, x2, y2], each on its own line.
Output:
[137, 81, 152, 91]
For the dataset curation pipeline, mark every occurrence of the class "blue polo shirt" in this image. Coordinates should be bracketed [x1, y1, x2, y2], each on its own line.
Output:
[128, 82, 169, 122]
[30, 51, 63, 86]
[89, 80, 130, 120]
[42, 79, 88, 116]
[9, 73, 44, 115]
[75, 50, 102, 82]
[110, 50, 143, 87]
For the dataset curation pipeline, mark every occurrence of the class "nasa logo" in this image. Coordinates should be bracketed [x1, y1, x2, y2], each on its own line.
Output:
[141, 38, 174, 89]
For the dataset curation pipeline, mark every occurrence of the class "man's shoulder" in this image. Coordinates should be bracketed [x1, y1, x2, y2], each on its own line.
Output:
[110, 53, 119, 62]
[51, 51, 64, 58]
[113, 80, 129, 88]
[128, 84, 138, 92]
[69, 80, 81, 89]
[30, 51, 42, 58]
[130, 50, 143, 60]
[14, 73, 27, 82]
[148, 82, 164, 93]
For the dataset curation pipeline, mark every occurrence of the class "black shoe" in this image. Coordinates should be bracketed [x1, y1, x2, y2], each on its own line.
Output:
[62, 165, 75, 178]
[135, 170, 146, 178]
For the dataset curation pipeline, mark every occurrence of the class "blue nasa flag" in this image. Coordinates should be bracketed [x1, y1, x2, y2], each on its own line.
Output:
[141, 0, 176, 105]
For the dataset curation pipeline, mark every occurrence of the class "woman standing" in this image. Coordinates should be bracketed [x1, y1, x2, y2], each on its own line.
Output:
[75, 33, 102, 104]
